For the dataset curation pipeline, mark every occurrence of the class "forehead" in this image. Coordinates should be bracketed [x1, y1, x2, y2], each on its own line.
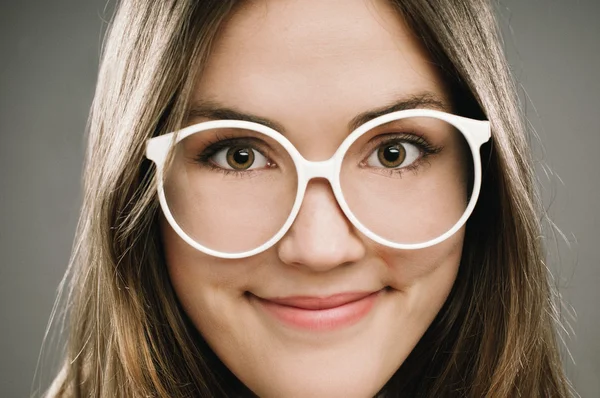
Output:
[193, 0, 451, 149]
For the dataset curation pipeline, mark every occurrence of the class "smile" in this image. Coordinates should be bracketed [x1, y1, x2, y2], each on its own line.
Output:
[250, 289, 384, 332]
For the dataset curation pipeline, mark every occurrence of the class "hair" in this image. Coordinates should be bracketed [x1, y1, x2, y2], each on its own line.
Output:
[41, 0, 573, 396]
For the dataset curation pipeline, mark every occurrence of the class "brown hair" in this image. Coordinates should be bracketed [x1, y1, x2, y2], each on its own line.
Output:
[42, 0, 573, 396]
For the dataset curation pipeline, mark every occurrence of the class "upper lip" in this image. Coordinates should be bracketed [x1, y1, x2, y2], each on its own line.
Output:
[258, 291, 379, 310]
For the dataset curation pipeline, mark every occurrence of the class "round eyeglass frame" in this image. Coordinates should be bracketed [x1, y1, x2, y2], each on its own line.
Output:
[146, 108, 491, 259]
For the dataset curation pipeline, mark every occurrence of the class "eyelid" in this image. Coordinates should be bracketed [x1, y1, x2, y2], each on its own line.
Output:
[211, 145, 270, 171]
[196, 136, 274, 162]
[191, 135, 295, 179]
[358, 132, 429, 156]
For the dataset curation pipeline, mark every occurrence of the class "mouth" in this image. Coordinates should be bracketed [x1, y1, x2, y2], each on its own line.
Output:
[249, 289, 386, 332]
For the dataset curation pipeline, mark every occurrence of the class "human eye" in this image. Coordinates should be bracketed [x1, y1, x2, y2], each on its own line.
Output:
[193, 137, 276, 175]
[363, 133, 442, 176]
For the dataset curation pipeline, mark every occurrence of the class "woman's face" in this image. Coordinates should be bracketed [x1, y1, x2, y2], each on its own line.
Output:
[162, 0, 464, 396]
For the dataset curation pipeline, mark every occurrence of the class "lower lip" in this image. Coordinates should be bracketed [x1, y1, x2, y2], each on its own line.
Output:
[253, 291, 382, 332]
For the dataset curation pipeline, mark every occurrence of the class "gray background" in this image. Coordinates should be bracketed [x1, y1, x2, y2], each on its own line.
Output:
[0, 1, 598, 396]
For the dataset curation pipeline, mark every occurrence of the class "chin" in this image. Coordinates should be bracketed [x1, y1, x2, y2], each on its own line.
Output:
[241, 367, 391, 398]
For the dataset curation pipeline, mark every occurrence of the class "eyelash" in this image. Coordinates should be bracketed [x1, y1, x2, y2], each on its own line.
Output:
[361, 132, 443, 177]
[193, 133, 274, 177]
[192, 131, 442, 177]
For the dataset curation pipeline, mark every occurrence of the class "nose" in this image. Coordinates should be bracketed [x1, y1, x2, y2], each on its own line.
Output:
[277, 179, 366, 272]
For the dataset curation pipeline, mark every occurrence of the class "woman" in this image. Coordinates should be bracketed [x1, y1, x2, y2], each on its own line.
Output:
[46, 0, 572, 396]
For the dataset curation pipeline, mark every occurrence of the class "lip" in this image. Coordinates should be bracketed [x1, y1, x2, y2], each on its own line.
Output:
[251, 290, 383, 331]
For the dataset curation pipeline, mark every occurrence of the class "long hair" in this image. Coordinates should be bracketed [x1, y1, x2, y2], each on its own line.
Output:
[43, 0, 572, 396]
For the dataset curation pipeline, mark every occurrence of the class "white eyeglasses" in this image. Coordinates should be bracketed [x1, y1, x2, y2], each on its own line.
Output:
[146, 108, 490, 259]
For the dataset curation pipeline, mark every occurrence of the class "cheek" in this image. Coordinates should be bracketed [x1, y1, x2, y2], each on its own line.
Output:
[162, 224, 217, 329]
[375, 228, 464, 314]
[160, 217, 253, 331]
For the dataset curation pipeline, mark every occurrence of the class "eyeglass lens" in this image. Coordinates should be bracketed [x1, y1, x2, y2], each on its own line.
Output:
[162, 116, 474, 253]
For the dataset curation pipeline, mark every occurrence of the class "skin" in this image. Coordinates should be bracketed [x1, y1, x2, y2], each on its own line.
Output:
[162, 0, 465, 396]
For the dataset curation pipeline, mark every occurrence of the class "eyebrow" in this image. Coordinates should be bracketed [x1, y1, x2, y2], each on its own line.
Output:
[185, 92, 449, 134]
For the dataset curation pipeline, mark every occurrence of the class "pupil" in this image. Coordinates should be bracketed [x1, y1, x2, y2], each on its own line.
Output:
[378, 144, 405, 168]
[384, 146, 400, 162]
[233, 149, 249, 164]
[227, 146, 254, 170]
